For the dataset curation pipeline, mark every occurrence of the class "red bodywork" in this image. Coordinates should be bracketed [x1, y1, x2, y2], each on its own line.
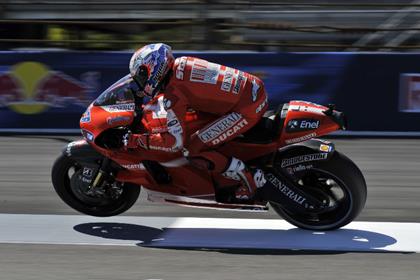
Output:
[80, 77, 343, 206]
[81, 101, 340, 199]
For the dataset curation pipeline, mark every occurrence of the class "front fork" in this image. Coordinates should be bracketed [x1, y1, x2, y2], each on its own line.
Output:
[87, 157, 113, 194]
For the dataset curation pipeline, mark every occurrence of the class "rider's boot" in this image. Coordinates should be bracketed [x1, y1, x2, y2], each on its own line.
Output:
[222, 157, 267, 202]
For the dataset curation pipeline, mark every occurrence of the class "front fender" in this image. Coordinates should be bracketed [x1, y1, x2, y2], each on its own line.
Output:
[62, 139, 103, 166]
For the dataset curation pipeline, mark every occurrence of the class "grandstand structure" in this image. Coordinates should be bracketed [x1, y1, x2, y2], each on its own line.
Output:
[1, 0, 420, 51]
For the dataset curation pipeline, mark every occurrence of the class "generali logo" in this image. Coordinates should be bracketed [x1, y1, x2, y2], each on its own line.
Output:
[0, 61, 93, 114]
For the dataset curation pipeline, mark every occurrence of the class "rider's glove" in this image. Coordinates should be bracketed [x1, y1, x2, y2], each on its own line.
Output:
[123, 132, 149, 150]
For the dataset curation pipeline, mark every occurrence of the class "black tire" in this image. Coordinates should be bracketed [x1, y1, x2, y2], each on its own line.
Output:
[270, 151, 367, 230]
[51, 154, 140, 217]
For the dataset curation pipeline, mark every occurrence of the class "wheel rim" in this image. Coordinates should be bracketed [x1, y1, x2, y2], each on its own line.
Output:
[64, 162, 124, 207]
[275, 168, 353, 229]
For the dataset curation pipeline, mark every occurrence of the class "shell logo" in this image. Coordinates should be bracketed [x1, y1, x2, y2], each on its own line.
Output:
[0, 61, 89, 114]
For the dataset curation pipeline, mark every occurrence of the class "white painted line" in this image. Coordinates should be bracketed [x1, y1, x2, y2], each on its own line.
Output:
[0, 214, 419, 252]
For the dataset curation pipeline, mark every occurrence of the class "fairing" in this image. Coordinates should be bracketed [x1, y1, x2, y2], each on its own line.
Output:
[80, 75, 139, 143]
[75, 79, 346, 207]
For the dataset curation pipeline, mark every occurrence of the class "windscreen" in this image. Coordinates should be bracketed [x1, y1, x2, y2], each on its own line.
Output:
[93, 74, 139, 106]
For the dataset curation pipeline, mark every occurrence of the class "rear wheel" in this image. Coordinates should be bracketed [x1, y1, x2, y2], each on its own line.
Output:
[51, 154, 140, 217]
[270, 151, 367, 230]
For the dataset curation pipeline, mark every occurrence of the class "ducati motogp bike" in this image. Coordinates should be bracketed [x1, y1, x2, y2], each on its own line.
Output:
[52, 74, 367, 230]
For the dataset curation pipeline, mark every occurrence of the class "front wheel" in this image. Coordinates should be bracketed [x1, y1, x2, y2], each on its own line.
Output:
[270, 151, 367, 230]
[51, 154, 140, 217]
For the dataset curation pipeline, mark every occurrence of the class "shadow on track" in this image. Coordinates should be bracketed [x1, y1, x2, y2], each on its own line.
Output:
[74, 222, 401, 255]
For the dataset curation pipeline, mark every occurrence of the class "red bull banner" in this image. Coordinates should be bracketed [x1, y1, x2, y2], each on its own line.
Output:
[1, 51, 420, 133]
[0, 61, 89, 114]
[0, 50, 339, 132]
[0, 52, 113, 130]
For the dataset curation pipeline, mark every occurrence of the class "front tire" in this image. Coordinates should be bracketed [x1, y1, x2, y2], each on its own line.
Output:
[270, 151, 367, 230]
[51, 154, 140, 217]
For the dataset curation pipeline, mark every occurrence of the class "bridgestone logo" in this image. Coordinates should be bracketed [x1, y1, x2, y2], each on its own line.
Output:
[281, 153, 328, 168]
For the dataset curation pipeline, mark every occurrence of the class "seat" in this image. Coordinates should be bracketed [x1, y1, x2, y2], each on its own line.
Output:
[238, 104, 286, 144]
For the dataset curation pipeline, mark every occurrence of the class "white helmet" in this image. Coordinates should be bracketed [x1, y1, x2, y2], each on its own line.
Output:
[129, 43, 174, 97]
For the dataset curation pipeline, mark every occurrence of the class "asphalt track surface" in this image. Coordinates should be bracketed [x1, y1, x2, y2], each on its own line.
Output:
[0, 136, 420, 280]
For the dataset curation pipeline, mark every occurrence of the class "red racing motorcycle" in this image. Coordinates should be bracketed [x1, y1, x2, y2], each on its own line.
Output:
[52, 74, 367, 230]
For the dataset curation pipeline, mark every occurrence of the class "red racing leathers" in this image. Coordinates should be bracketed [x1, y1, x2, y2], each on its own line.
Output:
[129, 56, 269, 176]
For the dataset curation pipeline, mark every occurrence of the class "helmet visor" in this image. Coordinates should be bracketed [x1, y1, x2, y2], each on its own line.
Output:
[133, 65, 149, 91]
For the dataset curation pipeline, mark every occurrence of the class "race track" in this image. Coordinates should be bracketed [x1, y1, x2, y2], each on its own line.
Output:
[0, 136, 419, 280]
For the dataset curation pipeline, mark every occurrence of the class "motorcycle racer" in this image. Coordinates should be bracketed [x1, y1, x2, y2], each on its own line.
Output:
[125, 43, 269, 201]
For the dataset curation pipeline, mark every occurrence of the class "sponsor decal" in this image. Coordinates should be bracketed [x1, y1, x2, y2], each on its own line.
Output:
[166, 109, 183, 151]
[221, 68, 234, 92]
[163, 98, 171, 110]
[149, 145, 179, 153]
[81, 177, 92, 183]
[256, 96, 268, 113]
[211, 118, 248, 145]
[320, 144, 333, 152]
[151, 127, 167, 133]
[65, 140, 86, 156]
[101, 103, 135, 112]
[121, 163, 144, 170]
[152, 60, 167, 83]
[232, 72, 247, 95]
[281, 153, 328, 168]
[80, 108, 91, 123]
[82, 167, 93, 178]
[167, 109, 182, 131]
[286, 118, 320, 133]
[251, 79, 260, 102]
[0, 61, 93, 115]
[198, 112, 242, 143]
[175, 57, 187, 80]
[287, 164, 313, 175]
[289, 104, 325, 115]
[107, 116, 131, 125]
[285, 132, 317, 144]
[190, 59, 220, 84]
[167, 119, 178, 127]
[266, 173, 307, 206]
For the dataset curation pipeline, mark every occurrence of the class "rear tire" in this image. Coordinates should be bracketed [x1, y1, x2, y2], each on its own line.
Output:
[51, 154, 140, 217]
[270, 151, 367, 230]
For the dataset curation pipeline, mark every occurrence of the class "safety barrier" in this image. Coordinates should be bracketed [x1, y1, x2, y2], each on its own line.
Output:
[0, 51, 419, 134]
